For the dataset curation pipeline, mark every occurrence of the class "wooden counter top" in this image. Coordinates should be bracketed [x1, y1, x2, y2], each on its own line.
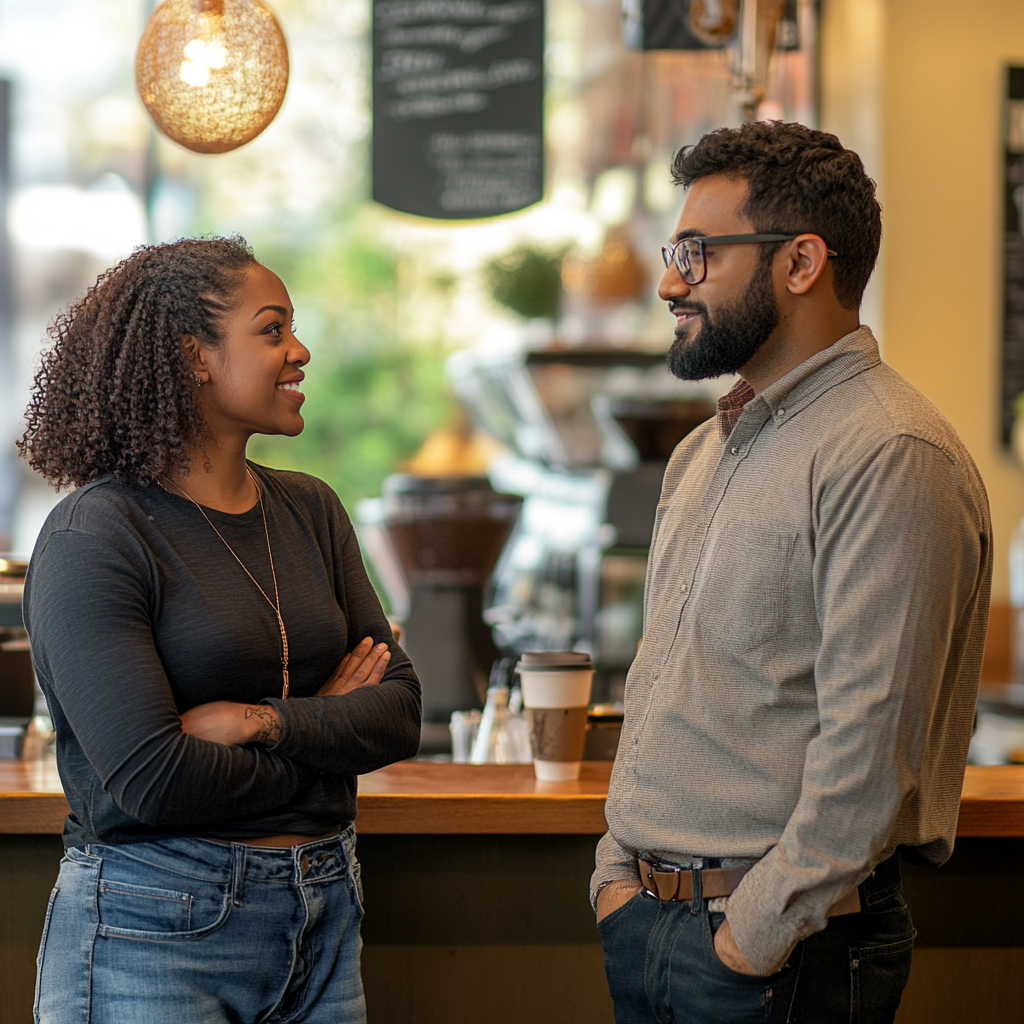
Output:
[955, 765, 1024, 836]
[0, 757, 65, 833]
[356, 761, 611, 833]
[3, 760, 1024, 837]
[0, 760, 613, 835]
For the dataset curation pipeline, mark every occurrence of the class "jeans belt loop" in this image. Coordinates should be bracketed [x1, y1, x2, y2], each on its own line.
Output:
[691, 865, 702, 915]
[231, 844, 246, 908]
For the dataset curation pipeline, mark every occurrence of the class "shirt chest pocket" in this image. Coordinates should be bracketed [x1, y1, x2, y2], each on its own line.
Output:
[698, 526, 797, 651]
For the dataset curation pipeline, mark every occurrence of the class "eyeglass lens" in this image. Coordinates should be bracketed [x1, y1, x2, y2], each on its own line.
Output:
[661, 240, 703, 285]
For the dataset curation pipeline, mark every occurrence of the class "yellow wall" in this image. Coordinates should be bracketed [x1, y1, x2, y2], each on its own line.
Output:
[821, 0, 1024, 601]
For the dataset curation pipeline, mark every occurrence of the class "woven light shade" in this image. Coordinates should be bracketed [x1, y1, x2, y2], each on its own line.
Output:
[136, 0, 289, 155]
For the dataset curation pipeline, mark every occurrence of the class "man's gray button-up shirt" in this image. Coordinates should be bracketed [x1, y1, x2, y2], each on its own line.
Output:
[592, 327, 992, 975]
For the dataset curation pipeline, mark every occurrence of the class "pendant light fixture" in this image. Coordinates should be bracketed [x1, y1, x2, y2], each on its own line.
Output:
[136, 0, 289, 154]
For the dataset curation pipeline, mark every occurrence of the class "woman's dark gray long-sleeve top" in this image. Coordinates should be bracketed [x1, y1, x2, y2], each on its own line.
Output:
[24, 463, 421, 849]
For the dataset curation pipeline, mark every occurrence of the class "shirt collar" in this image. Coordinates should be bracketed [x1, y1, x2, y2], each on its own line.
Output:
[758, 326, 881, 421]
[717, 379, 755, 438]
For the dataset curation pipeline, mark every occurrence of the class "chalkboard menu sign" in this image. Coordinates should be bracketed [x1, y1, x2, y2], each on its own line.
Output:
[1002, 66, 1024, 443]
[372, 0, 544, 220]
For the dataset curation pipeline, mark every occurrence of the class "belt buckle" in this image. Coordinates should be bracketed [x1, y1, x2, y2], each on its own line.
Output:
[639, 858, 688, 901]
[638, 858, 663, 898]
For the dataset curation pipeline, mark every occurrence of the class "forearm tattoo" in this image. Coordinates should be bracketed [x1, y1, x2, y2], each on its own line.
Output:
[245, 706, 283, 745]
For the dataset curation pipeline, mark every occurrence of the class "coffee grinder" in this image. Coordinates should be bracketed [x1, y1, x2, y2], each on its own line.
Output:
[382, 475, 522, 752]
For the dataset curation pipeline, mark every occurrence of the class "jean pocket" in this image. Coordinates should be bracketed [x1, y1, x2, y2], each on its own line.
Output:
[850, 932, 916, 1023]
[97, 878, 232, 943]
[98, 880, 192, 931]
[597, 889, 644, 934]
[704, 911, 781, 984]
[695, 911, 797, 1023]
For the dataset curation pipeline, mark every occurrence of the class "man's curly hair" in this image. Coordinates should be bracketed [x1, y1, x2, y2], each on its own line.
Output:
[671, 122, 881, 310]
[19, 236, 260, 489]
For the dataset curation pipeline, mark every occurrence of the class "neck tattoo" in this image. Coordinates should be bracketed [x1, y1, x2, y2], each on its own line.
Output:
[160, 467, 290, 699]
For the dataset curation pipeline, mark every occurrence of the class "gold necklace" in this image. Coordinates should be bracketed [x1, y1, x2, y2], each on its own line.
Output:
[160, 467, 290, 699]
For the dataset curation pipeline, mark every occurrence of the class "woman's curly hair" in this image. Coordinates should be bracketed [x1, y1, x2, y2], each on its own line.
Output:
[18, 236, 260, 489]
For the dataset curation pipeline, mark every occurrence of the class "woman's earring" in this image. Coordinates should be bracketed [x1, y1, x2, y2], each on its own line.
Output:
[194, 373, 204, 388]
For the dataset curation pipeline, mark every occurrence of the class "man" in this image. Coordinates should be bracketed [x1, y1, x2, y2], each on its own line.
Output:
[592, 121, 991, 1023]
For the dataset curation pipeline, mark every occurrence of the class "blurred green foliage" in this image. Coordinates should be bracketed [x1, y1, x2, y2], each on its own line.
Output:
[247, 215, 455, 512]
[485, 244, 567, 320]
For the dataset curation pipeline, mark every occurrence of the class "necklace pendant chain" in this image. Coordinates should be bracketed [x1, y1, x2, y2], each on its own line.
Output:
[161, 468, 291, 700]
[276, 612, 290, 698]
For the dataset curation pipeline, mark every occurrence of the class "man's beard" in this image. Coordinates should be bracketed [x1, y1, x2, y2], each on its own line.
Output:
[666, 256, 780, 381]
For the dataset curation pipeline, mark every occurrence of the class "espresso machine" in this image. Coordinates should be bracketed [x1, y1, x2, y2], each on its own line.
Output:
[448, 345, 720, 704]
[357, 346, 719, 743]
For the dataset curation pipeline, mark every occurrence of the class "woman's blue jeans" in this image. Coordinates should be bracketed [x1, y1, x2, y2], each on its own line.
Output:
[34, 826, 366, 1024]
[599, 855, 915, 1024]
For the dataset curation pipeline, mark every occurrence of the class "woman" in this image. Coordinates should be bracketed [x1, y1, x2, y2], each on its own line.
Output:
[20, 236, 421, 1024]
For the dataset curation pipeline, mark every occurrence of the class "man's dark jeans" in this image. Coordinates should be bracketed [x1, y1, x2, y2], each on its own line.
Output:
[599, 855, 915, 1023]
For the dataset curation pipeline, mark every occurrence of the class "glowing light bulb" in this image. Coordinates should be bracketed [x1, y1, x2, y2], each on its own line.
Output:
[180, 36, 228, 87]
[136, 0, 289, 154]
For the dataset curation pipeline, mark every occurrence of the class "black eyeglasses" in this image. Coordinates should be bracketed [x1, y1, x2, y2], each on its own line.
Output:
[661, 233, 839, 285]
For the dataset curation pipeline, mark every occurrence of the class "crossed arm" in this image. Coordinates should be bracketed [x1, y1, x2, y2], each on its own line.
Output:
[179, 637, 392, 747]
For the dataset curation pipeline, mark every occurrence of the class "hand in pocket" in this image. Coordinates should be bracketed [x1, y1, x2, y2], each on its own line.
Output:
[712, 916, 760, 976]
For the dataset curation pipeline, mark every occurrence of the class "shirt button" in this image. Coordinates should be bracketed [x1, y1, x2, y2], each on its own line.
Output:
[777, 408, 786, 417]
[680, 582, 688, 592]
[730, 446, 739, 455]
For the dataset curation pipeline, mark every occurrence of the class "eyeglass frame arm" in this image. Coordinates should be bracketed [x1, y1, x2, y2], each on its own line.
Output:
[695, 233, 838, 256]
[685, 233, 799, 245]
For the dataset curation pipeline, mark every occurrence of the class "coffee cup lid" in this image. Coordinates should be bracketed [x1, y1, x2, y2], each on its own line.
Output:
[517, 650, 593, 670]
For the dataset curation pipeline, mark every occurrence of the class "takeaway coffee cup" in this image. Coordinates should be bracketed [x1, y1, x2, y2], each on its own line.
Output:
[517, 652, 594, 781]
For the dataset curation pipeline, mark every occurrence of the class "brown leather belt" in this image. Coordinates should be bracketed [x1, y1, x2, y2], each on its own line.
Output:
[636, 858, 861, 917]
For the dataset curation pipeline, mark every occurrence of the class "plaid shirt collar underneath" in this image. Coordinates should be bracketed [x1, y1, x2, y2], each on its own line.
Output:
[717, 379, 755, 438]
